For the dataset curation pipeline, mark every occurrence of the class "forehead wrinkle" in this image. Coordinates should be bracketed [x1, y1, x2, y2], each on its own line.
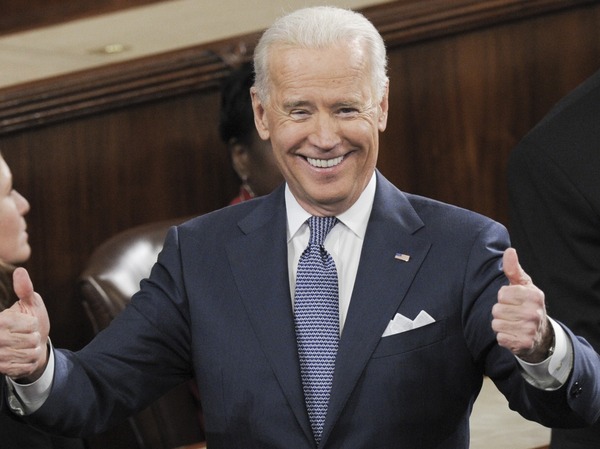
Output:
[269, 41, 377, 113]
[272, 41, 368, 80]
[279, 72, 371, 104]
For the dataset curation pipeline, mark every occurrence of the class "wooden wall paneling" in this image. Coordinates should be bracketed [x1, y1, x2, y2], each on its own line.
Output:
[377, 0, 600, 224]
[367, 0, 599, 45]
[1, 87, 239, 348]
[0, 45, 244, 348]
[0, 0, 599, 370]
[0, 45, 237, 135]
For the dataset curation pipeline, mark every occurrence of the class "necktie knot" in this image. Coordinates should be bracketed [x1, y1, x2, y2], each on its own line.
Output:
[308, 216, 338, 246]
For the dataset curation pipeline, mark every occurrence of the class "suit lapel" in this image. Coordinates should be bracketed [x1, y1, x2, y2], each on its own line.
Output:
[320, 174, 432, 447]
[226, 188, 314, 443]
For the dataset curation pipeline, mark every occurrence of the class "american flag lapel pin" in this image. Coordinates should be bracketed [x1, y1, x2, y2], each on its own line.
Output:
[395, 253, 410, 262]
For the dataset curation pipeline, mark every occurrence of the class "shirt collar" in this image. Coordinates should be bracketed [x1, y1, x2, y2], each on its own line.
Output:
[285, 171, 377, 242]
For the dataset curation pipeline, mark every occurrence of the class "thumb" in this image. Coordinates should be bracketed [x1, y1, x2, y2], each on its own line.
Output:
[502, 247, 532, 286]
[13, 267, 45, 315]
[12, 267, 50, 338]
[9, 267, 50, 381]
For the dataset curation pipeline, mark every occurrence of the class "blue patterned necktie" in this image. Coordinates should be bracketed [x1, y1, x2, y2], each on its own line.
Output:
[294, 215, 339, 446]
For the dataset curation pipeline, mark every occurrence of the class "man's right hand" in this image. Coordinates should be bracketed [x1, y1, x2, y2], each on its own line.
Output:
[0, 267, 49, 382]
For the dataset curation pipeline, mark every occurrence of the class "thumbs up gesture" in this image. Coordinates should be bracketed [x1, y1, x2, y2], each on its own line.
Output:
[492, 248, 554, 363]
[0, 267, 50, 381]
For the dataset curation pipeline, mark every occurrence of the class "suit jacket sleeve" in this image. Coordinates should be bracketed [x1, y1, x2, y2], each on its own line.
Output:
[24, 224, 194, 437]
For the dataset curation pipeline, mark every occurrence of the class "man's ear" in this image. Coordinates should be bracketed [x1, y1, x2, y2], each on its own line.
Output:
[377, 81, 390, 132]
[251, 87, 270, 140]
[229, 138, 249, 180]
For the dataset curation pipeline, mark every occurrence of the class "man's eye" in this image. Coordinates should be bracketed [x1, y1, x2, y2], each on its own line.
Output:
[338, 108, 359, 116]
[290, 110, 309, 119]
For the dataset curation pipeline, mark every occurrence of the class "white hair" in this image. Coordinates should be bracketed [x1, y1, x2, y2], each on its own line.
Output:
[253, 6, 388, 103]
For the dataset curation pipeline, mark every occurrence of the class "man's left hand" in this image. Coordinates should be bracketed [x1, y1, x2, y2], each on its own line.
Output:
[492, 248, 553, 363]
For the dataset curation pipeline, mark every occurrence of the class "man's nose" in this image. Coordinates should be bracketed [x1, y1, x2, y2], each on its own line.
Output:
[308, 114, 341, 150]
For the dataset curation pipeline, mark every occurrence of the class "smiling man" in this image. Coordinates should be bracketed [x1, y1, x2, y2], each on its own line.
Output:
[251, 35, 387, 217]
[2, 6, 600, 449]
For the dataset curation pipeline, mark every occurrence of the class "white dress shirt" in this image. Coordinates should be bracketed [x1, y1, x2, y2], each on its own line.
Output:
[286, 172, 376, 332]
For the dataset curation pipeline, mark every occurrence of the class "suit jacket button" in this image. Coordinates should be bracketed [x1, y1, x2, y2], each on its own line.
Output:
[570, 381, 583, 398]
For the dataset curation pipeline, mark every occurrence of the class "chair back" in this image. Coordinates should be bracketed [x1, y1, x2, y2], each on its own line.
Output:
[79, 217, 205, 449]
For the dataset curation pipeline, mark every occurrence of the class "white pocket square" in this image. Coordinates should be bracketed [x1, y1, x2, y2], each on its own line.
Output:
[382, 310, 435, 337]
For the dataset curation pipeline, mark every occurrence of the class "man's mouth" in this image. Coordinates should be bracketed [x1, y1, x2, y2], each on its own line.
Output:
[306, 155, 344, 168]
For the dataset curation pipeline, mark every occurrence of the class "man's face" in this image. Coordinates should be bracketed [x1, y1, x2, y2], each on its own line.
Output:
[252, 39, 388, 216]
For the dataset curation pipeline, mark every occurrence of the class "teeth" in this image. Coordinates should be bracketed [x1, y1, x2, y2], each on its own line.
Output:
[307, 155, 344, 168]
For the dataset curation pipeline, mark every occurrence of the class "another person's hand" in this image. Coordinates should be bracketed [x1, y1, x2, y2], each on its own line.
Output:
[0, 267, 50, 381]
[492, 248, 554, 363]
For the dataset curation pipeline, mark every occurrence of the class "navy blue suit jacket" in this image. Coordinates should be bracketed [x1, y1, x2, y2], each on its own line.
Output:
[26, 172, 600, 448]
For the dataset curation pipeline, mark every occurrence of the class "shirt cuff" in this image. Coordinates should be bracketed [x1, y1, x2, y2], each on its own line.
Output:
[6, 340, 55, 415]
[516, 317, 573, 390]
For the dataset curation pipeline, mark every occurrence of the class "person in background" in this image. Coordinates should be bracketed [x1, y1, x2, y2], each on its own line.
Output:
[2, 7, 600, 449]
[0, 153, 85, 449]
[508, 67, 600, 449]
[219, 61, 283, 205]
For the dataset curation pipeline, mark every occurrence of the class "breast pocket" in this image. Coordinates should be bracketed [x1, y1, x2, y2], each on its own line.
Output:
[371, 318, 447, 358]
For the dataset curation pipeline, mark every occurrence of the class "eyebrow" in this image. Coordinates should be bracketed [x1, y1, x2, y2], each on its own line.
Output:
[333, 100, 362, 109]
[284, 99, 363, 110]
[283, 100, 312, 110]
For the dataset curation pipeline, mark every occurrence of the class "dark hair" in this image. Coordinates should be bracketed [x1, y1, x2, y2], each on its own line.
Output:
[218, 62, 256, 146]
